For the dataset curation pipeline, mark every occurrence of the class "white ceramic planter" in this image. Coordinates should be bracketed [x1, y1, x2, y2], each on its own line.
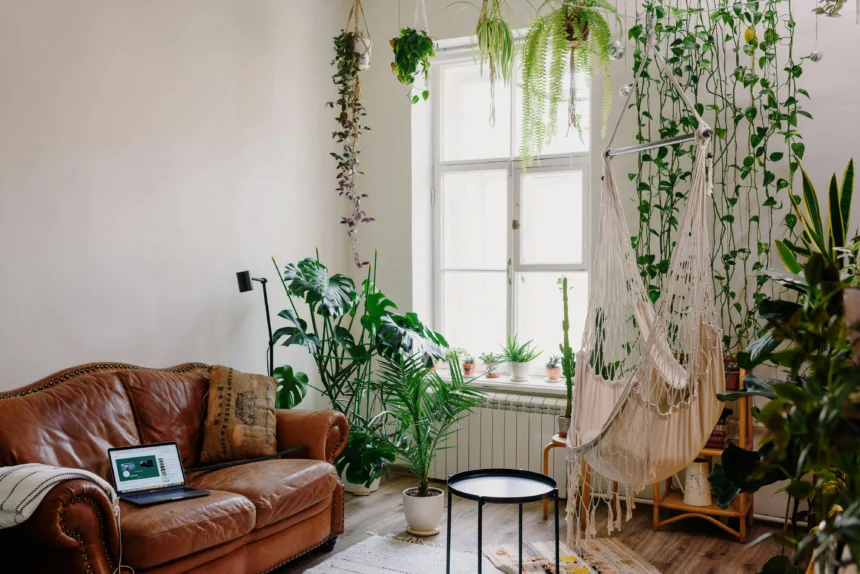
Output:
[354, 36, 371, 70]
[510, 361, 531, 382]
[341, 467, 380, 496]
[683, 459, 712, 507]
[402, 487, 444, 536]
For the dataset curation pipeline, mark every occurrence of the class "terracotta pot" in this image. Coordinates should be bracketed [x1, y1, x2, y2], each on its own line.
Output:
[546, 367, 562, 381]
[402, 487, 444, 536]
[723, 356, 740, 391]
[483, 364, 500, 379]
[556, 416, 571, 438]
[463, 363, 475, 376]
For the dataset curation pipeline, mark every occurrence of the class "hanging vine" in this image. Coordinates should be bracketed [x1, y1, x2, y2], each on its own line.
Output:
[629, 0, 810, 353]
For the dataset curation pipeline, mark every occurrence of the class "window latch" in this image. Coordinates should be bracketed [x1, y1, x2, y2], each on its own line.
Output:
[507, 258, 512, 285]
[511, 219, 520, 230]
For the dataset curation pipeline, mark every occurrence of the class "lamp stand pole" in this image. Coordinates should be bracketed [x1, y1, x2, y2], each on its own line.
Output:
[258, 278, 274, 378]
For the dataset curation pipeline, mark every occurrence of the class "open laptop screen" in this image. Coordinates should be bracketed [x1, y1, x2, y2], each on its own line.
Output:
[109, 443, 186, 494]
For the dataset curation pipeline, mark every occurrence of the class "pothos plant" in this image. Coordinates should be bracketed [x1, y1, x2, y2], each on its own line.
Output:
[272, 250, 449, 487]
[628, 0, 810, 354]
[391, 28, 435, 104]
[520, 0, 618, 167]
[328, 31, 373, 268]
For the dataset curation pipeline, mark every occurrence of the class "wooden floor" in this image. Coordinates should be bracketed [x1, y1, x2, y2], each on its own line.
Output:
[285, 472, 784, 573]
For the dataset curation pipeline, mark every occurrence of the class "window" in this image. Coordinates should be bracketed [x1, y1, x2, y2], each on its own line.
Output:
[433, 50, 591, 377]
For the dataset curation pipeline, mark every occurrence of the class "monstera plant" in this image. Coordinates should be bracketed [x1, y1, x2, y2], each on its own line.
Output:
[272, 250, 448, 489]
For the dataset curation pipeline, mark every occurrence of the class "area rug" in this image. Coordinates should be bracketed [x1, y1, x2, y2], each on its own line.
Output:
[483, 539, 661, 574]
[305, 534, 496, 573]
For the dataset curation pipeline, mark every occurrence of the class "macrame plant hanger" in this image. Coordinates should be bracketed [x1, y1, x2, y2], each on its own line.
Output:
[346, 0, 372, 73]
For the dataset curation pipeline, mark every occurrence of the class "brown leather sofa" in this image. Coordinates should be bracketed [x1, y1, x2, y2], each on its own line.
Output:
[0, 362, 348, 573]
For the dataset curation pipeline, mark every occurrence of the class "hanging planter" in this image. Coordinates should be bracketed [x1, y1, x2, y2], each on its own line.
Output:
[472, 0, 515, 124]
[347, 0, 373, 70]
[520, 0, 619, 167]
[391, 28, 435, 104]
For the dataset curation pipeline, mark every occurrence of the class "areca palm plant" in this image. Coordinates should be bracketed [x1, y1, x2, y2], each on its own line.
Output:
[378, 356, 485, 497]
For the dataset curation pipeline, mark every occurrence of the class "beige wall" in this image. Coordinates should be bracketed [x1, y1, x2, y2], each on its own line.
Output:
[0, 0, 351, 407]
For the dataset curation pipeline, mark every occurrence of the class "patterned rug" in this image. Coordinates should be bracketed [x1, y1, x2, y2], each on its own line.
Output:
[483, 539, 661, 574]
[305, 534, 496, 573]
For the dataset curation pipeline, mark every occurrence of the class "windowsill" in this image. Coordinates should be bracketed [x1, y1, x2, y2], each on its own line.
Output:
[437, 369, 569, 397]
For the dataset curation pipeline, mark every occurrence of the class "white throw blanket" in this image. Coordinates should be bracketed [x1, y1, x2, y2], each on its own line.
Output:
[0, 464, 119, 529]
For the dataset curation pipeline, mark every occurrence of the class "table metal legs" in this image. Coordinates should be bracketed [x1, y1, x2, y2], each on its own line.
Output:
[446, 488, 452, 574]
[477, 501, 484, 574]
[554, 489, 560, 574]
[518, 503, 523, 573]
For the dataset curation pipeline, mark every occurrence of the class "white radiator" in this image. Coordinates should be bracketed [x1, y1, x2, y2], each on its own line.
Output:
[430, 392, 569, 496]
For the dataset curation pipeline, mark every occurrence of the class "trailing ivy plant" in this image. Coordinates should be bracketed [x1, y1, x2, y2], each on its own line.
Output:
[628, 0, 811, 354]
[391, 28, 435, 104]
[328, 31, 373, 268]
[520, 0, 618, 167]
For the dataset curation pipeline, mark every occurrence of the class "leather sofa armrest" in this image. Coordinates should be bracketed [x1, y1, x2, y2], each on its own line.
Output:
[275, 409, 348, 464]
[9, 478, 120, 574]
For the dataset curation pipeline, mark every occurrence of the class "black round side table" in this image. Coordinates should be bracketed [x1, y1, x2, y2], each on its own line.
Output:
[446, 468, 560, 574]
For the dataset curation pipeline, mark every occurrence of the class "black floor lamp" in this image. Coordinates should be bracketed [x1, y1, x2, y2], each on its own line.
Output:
[236, 271, 274, 377]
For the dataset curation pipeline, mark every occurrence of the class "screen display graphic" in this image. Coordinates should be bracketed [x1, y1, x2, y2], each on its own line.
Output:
[109, 444, 185, 494]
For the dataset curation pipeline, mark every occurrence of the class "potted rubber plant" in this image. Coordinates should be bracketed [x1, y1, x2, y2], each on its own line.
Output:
[480, 352, 502, 378]
[545, 355, 562, 381]
[557, 277, 575, 437]
[520, 0, 618, 166]
[500, 333, 541, 382]
[379, 355, 484, 536]
[462, 354, 476, 376]
[391, 27, 435, 103]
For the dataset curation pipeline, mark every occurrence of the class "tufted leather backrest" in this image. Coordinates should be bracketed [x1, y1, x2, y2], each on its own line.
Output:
[0, 363, 209, 479]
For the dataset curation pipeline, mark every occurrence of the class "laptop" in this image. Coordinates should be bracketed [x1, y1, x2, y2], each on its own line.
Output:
[108, 442, 209, 506]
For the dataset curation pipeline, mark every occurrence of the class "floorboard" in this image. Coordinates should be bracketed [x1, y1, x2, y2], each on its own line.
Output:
[282, 472, 786, 573]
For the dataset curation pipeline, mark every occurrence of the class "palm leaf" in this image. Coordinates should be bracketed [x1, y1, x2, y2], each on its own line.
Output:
[775, 240, 802, 274]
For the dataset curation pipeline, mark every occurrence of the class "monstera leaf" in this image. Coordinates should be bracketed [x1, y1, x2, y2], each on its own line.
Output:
[334, 422, 397, 487]
[360, 290, 398, 334]
[273, 310, 320, 351]
[283, 258, 357, 318]
[375, 312, 448, 367]
[273, 365, 308, 409]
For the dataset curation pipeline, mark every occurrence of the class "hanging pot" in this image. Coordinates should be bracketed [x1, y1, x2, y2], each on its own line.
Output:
[354, 34, 372, 70]
[402, 487, 444, 536]
[565, 15, 590, 48]
[683, 458, 712, 507]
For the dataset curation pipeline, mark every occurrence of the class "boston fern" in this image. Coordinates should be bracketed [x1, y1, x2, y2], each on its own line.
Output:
[328, 31, 373, 268]
[520, 0, 617, 167]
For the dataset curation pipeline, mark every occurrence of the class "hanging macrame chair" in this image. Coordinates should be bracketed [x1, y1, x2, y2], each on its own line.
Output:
[565, 20, 725, 543]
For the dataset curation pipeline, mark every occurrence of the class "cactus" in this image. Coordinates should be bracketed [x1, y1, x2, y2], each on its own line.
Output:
[558, 277, 576, 419]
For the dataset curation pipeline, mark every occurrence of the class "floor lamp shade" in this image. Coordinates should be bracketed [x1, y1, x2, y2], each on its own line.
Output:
[237, 271, 254, 293]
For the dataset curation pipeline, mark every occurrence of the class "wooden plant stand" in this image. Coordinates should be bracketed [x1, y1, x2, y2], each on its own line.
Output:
[652, 371, 754, 542]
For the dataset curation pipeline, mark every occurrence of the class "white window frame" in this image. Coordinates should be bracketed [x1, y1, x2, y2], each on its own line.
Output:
[431, 46, 592, 350]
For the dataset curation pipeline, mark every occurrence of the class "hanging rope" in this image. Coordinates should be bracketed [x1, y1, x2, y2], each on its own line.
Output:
[414, 0, 429, 32]
[346, 0, 371, 46]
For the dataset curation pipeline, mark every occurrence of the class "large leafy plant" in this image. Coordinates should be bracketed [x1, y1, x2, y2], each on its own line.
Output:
[391, 28, 435, 104]
[328, 31, 373, 268]
[378, 355, 485, 496]
[520, 0, 617, 167]
[273, 251, 448, 486]
[499, 332, 542, 363]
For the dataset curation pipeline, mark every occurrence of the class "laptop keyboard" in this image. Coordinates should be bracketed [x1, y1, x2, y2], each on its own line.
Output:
[129, 487, 194, 499]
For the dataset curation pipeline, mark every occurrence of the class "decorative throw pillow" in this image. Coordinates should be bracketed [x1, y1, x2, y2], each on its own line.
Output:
[200, 366, 277, 463]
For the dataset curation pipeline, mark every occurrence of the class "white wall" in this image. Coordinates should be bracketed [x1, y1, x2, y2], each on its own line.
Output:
[0, 0, 352, 407]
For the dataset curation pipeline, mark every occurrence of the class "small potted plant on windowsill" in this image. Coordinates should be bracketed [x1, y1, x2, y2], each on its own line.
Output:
[480, 352, 502, 378]
[545, 355, 562, 381]
[500, 333, 541, 382]
[462, 355, 476, 376]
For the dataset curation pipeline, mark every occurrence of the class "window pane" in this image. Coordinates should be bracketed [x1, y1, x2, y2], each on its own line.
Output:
[520, 170, 585, 265]
[514, 65, 590, 156]
[440, 62, 511, 162]
[442, 170, 507, 269]
[443, 271, 507, 357]
[515, 271, 588, 376]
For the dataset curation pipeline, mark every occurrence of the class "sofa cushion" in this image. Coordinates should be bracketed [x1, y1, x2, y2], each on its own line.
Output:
[188, 459, 338, 529]
[0, 372, 139, 480]
[120, 489, 255, 570]
[118, 369, 209, 468]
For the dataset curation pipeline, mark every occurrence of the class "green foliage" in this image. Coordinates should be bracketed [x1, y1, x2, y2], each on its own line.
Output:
[708, 252, 860, 572]
[545, 355, 561, 368]
[813, 0, 849, 16]
[499, 332, 542, 363]
[480, 352, 501, 365]
[520, 0, 618, 167]
[474, 0, 515, 123]
[378, 355, 485, 496]
[335, 413, 398, 488]
[777, 159, 855, 270]
[391, 28, 435, 103]
[462, 355, 476, 365]
[273, 252, 448, 485]
[327, 31, 373, 268]
[272, 365, 308, 409]
[628, 0, 808, 354]
[558, 276, 576, 418]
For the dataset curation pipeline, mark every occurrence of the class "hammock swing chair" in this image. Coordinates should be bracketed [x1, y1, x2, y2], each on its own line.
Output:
[565, 19, 725, 543]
